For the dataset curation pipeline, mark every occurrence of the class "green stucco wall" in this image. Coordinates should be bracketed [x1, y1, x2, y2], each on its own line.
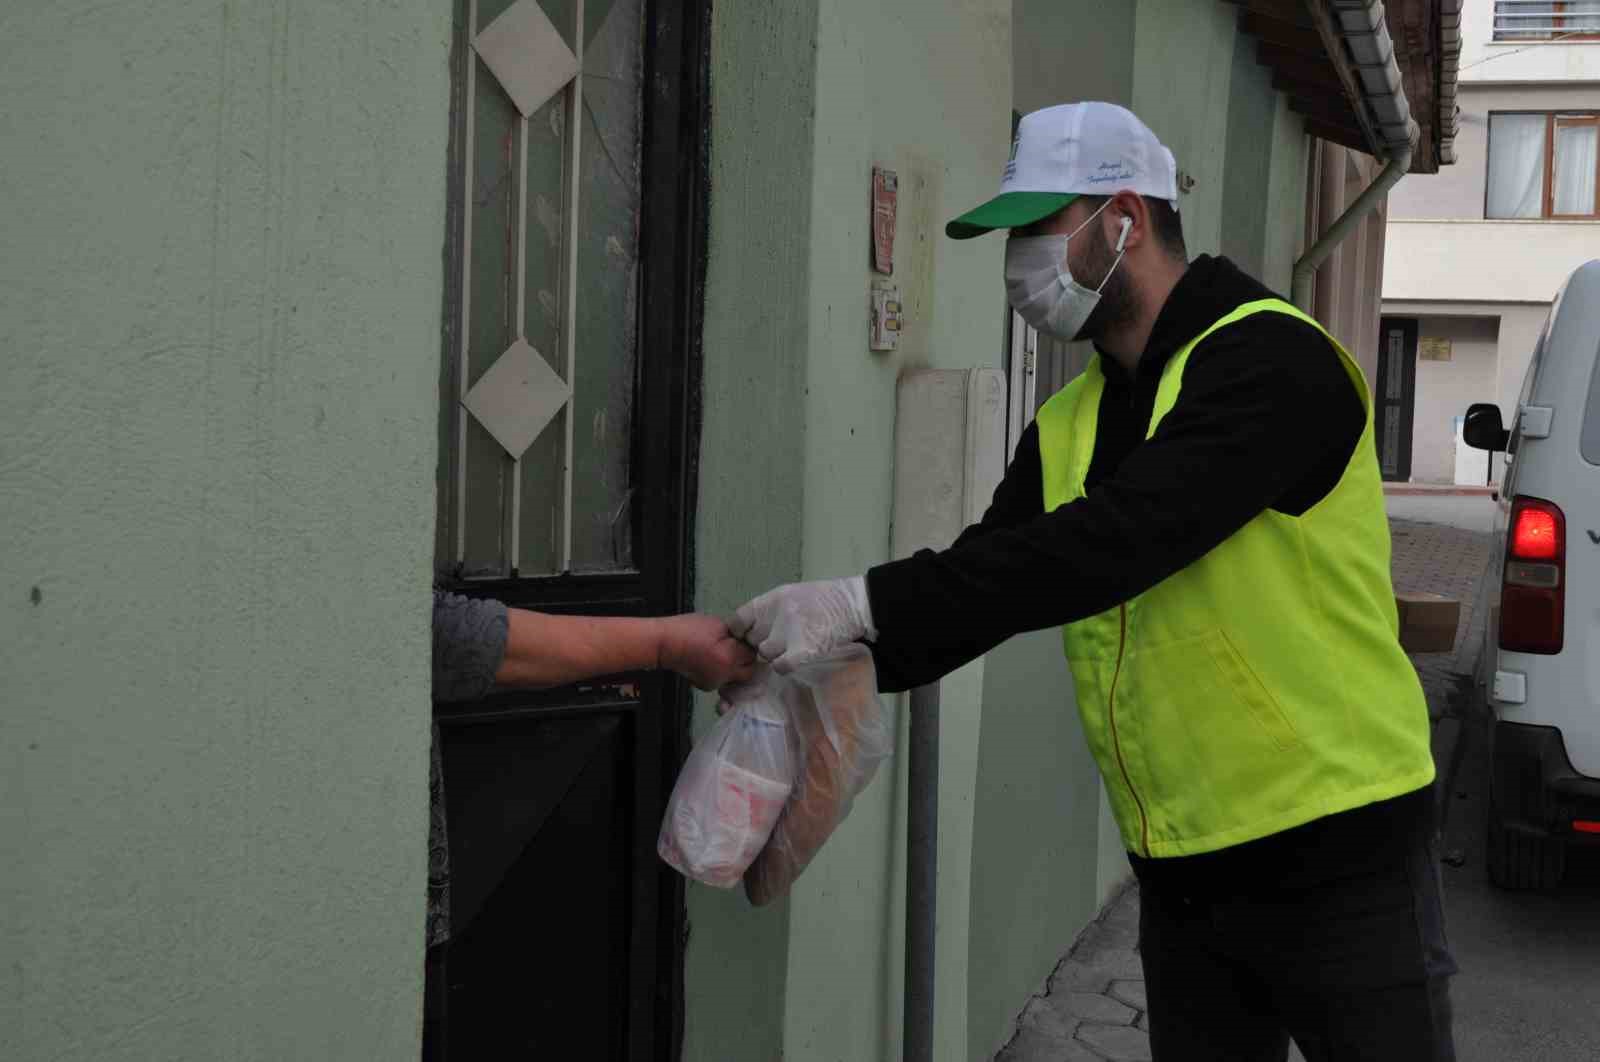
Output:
[694, 0, 1009, 1059]
[1262, 97, 1310, 297]
[1013, 0, 1136, 115]
[1, 4, 450, 1059]
[1133, 0, 1238, 260]
[1221, 33, 1277, 279]
[683, 0, 819, 1057]
[1135, 0, 1307, 284]
[1221, 31, 1310, 294]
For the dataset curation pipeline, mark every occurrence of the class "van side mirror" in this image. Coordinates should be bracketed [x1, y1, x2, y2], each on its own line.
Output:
[1463, 403, 1510, 452]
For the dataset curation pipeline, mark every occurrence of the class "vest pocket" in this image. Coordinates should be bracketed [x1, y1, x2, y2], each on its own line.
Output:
[1207, 629, 1301, 752]
[1117, 629, 1303, 846]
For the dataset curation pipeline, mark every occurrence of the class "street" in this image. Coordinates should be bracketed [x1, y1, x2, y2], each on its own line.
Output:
[1435, 701, 1600, 1062]
[998, 520, 1600, 1061]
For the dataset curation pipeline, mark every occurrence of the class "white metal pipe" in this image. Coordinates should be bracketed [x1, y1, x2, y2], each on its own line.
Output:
[1292, 134, 1413, 312]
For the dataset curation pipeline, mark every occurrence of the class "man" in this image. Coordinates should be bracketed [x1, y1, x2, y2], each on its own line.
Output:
[733, 102, 1455, 1061]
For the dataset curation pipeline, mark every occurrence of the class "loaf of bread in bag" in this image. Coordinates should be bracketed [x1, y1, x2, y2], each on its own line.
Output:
[743, 651, 884, 906]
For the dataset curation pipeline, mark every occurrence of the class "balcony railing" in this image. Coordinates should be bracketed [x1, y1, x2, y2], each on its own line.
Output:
[1493, 0, 1600, 41]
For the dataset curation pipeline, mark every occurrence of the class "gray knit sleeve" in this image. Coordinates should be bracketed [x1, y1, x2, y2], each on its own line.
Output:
[431, 590, 510, 703]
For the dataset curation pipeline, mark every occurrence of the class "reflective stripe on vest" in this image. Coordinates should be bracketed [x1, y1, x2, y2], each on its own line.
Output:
[1036, 298, 1434, 858]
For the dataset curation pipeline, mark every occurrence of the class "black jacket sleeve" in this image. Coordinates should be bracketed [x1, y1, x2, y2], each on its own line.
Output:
[865, 317, 1365, 693]
[867, 424, 1046, 691]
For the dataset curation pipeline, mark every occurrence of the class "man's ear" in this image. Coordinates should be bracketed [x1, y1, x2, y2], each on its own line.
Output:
[1109, 190, 1147, 252]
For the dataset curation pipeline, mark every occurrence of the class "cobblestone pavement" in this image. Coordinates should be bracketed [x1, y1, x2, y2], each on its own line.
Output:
[1389, 518, 1497, 715]
[993, 519, 1496, 1062]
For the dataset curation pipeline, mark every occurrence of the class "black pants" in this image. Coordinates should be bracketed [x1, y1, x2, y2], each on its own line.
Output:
[1136, 819, 1457, 1061]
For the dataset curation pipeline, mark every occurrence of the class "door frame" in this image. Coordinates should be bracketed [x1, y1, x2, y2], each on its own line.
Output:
[432, 0, 712, 1056]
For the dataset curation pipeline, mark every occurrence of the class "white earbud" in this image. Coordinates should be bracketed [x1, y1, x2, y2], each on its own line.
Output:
[1115, 216, 1133, 253]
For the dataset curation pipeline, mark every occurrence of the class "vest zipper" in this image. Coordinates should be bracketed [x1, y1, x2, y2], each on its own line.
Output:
[1106, 603, 1150, 856]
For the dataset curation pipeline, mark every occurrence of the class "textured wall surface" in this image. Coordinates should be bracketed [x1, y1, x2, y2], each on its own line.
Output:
[1408, 315, 1500, 484]
[684, 0, 819, 1058]
[1133, 0, 1239, 260]
[693, 1, 1009, 1059]
[1, 3, 451, 1058]
[1013, 0, 1135, 117]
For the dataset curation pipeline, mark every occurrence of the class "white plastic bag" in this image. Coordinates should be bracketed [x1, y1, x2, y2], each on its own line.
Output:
[657, 667, 800, 888]
[658, 646, 893, 896]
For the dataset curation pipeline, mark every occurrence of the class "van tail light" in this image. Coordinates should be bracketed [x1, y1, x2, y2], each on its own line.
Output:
[1500, 496, 1565, 655]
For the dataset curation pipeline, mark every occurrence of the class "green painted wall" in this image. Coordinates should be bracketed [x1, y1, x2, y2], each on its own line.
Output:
[1013, 0, 1136, 114]
[0, 3, 451, 1060]
[1132, 0, 1239, 259]
[683, 0, 819, 1057]
[1221, 32, 1277, 279]
[694, 0, 1009, 1059]
[1221, 32, 1309, 294]
[1262, 97, 1310, 297]
[1138, 0, 1308, 292]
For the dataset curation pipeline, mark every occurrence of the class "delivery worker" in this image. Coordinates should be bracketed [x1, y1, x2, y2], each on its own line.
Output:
[731, 102, 1455, 1062]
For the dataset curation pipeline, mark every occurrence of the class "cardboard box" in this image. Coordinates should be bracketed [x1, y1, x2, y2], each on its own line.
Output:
[1396, 592, 1460, 654]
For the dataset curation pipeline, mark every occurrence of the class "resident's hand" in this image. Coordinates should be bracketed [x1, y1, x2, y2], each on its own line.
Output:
[657, 614, 758, 691]
[731, 576, 876, 674]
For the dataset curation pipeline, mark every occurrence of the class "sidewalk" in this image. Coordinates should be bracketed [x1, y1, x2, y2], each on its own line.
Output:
[1389, 518, 1496, 714]
[993, 519, 1495, 1062]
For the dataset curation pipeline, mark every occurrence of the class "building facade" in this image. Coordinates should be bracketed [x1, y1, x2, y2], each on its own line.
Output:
[4, 1, 1450, 1060]
[1383, 0, 1599, 518]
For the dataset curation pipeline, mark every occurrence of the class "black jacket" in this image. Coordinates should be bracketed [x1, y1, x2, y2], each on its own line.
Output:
[865, 255, 1428, 880]
[867, 255, 1365, 689]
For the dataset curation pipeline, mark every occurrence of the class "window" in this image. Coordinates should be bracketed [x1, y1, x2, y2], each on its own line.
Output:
[438, 0, 649, 579]
[1487, 113, 1600, 219]
[1493, 1, 1600, 41]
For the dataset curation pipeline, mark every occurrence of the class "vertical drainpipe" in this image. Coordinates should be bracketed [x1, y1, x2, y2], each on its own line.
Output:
[1292, 140, 1414, 313]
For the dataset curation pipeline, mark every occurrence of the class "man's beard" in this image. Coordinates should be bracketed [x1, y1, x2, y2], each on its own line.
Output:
[1071, 223, 1135, 343]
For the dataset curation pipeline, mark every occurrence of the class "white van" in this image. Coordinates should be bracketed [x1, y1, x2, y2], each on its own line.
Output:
[1462, 258, 1600, 890]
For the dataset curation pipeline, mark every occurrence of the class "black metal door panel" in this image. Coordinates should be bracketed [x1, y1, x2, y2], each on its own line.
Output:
[442, 708, 631, 1058]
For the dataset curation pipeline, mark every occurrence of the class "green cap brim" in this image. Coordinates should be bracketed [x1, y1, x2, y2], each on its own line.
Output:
[945, 191, 1079, 240]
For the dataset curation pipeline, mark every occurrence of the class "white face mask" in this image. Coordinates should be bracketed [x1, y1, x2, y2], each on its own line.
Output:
[1004, 199, 1126, 341]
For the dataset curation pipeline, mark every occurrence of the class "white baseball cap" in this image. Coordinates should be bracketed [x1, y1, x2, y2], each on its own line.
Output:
[947, 101, 1179, 239]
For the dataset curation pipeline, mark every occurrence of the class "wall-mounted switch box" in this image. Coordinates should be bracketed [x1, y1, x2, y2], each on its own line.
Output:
[870, 280, 902, 352]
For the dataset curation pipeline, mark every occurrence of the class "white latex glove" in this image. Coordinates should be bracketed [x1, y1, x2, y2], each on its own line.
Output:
[731, 576, 877, 675]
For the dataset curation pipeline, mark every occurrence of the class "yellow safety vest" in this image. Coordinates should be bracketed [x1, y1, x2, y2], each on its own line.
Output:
[1036, 298, 1433, 858]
